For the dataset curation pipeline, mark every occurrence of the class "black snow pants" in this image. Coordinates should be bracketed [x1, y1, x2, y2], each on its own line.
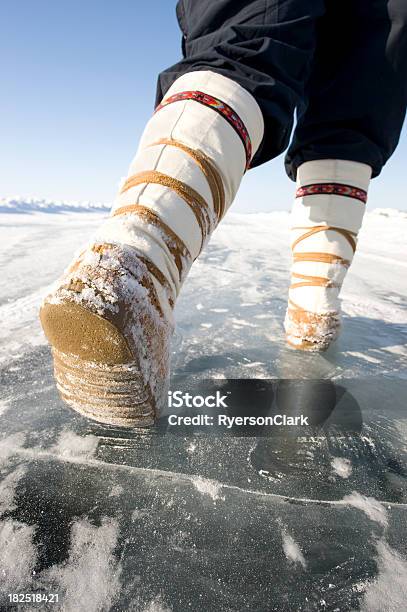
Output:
[156, 0, 407, 179]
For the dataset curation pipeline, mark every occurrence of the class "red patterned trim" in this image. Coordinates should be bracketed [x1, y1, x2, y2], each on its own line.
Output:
[296, 183, 367, 204]
[155, 90, 252, 170]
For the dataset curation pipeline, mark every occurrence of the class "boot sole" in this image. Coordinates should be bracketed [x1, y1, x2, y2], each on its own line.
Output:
[286, 337, 330, 352]
[40, 302, 156, 426]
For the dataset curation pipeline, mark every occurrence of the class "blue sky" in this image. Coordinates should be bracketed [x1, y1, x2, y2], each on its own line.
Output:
[1, 0, 406, 211]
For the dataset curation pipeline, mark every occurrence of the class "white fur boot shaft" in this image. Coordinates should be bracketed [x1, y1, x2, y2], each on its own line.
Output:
[285, 159, 372, 351]
[97, 70, 264, 316]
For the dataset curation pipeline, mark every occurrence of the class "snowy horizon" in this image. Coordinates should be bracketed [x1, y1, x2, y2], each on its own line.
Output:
[2, 196, 407, 218]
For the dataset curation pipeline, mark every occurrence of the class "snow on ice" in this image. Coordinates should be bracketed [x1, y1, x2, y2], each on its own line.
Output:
[0, 198, 406, 611]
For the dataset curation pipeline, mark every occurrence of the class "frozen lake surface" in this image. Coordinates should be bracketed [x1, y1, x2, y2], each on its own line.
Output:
[0, 201, 406, 611]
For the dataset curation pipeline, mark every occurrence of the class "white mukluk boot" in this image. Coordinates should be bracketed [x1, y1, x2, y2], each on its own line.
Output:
[40, 71, 264, 426]
[285, 159, 371, 351]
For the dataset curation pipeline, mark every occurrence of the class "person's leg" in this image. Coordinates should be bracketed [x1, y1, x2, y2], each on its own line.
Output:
[159, 0, 326, 168]
[41, 0, 324, 425]
[284, 0, 407, 350]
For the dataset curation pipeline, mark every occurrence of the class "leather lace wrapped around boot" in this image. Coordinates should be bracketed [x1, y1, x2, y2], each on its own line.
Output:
[40, 70, 264, 426]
